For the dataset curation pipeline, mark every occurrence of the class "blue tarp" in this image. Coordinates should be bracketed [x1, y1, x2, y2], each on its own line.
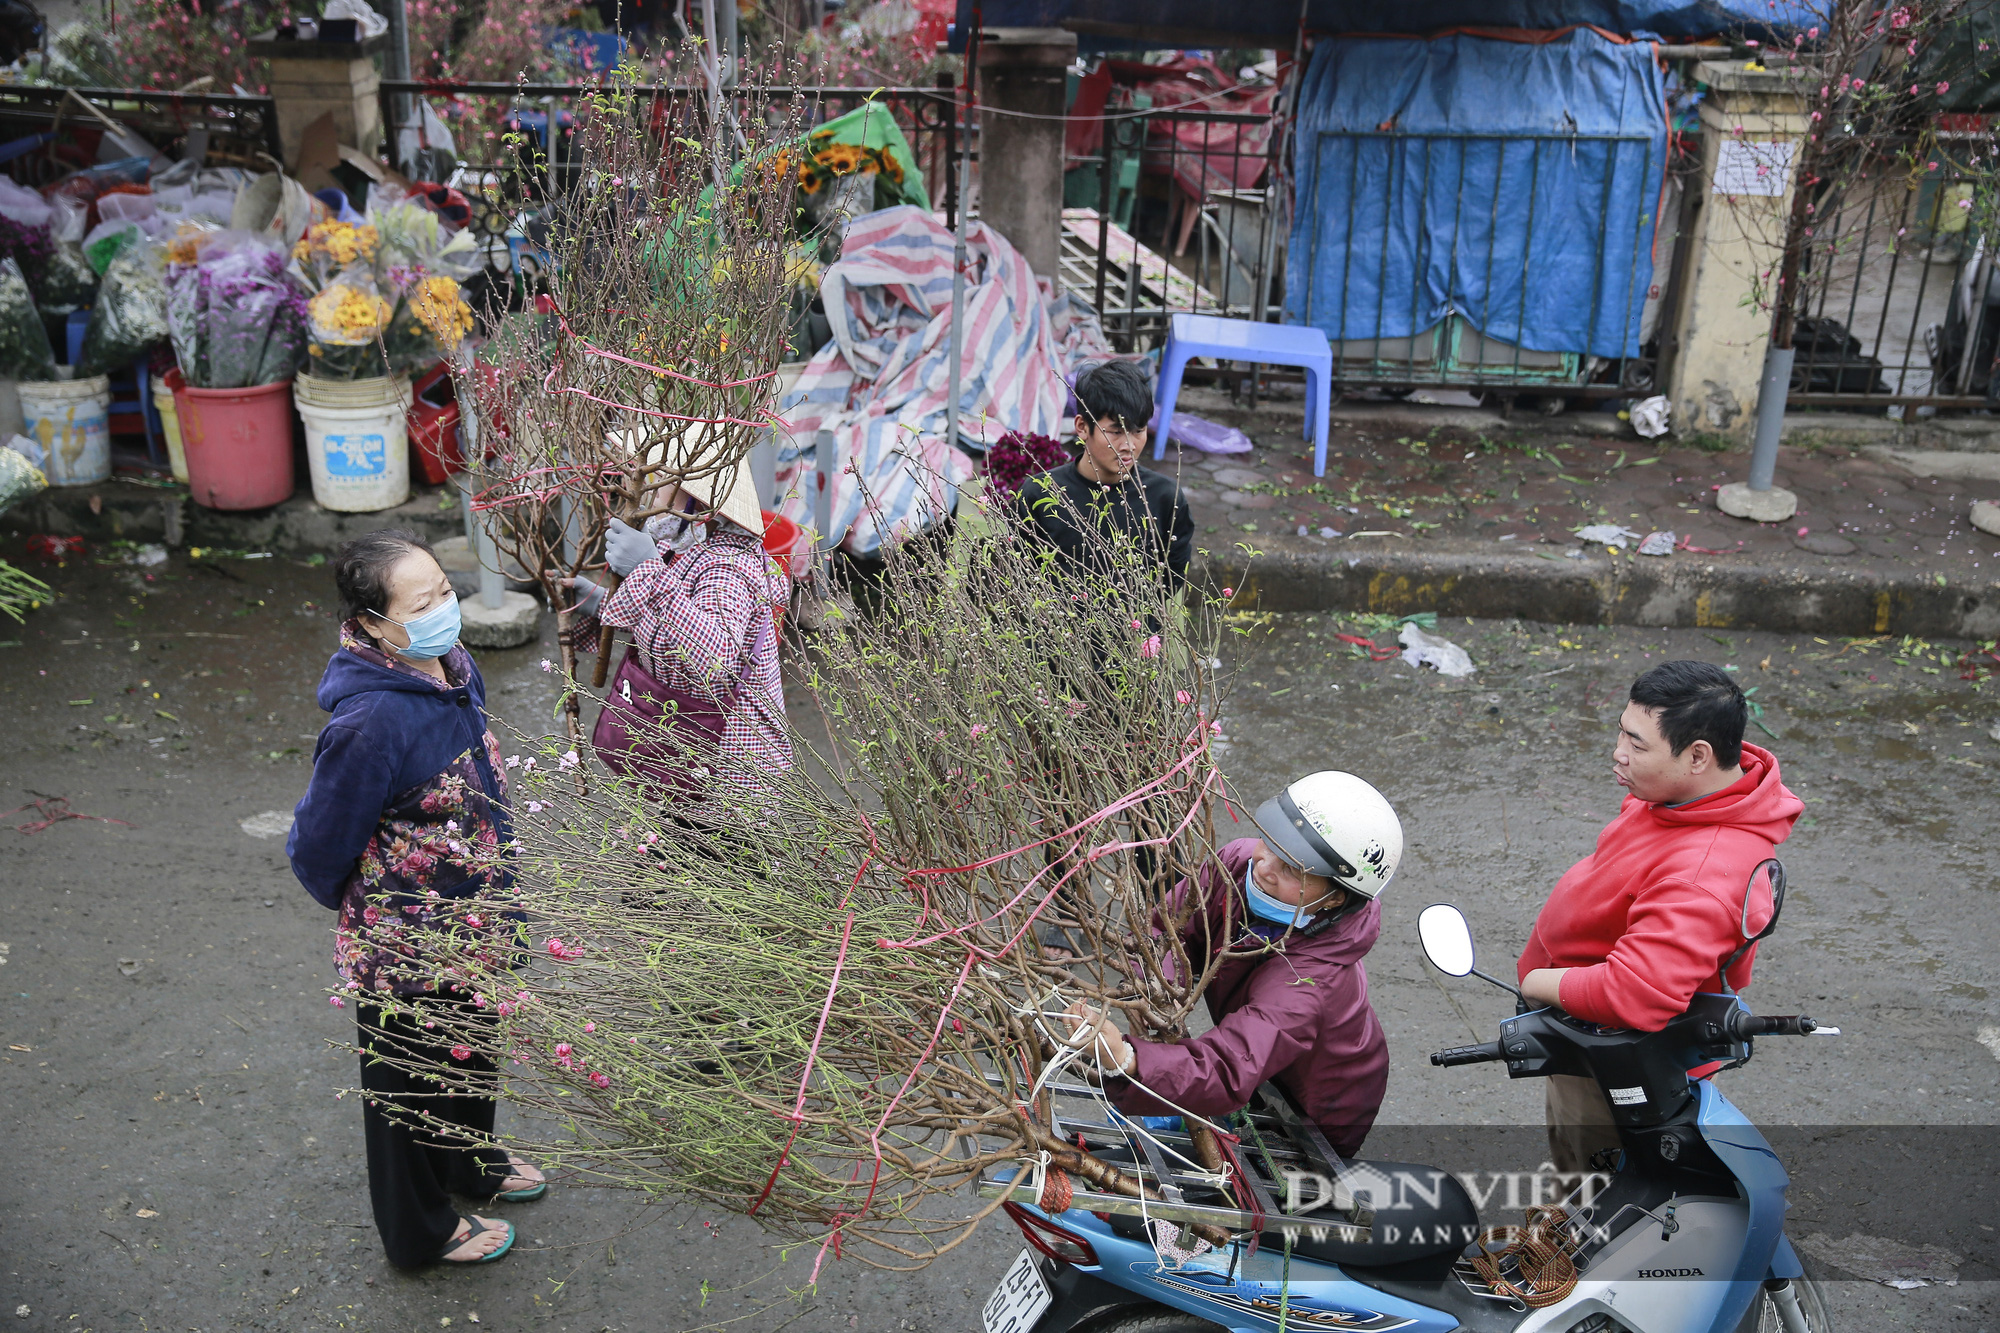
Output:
[951, 0, 1815, 46]
[1281, 30, 1667, 360]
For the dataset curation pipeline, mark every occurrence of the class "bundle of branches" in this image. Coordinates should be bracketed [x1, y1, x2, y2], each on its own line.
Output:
[365, 499, 1254, 1270]
[462, 64, 812, 751]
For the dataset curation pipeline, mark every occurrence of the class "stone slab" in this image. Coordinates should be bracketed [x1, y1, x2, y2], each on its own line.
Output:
[1716, 482, 1799, 522]
[459, 591, 542, 649]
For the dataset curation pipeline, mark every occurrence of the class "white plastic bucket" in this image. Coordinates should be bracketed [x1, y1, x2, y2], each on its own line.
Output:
[19, 371, 110, 486]
[296, 375, 411, 512]
[295, 372, 412, 410]
[0, 379, 25, 441]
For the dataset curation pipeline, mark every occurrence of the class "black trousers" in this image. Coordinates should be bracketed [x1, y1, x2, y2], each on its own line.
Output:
[357, 998, 509, 1268]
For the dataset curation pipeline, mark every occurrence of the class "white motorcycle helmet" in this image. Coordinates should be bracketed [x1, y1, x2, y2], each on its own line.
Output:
[1252, 771, 1404, 917]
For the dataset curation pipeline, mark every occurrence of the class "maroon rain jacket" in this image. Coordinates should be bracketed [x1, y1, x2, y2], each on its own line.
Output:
[1110, 838, 1390, 1158]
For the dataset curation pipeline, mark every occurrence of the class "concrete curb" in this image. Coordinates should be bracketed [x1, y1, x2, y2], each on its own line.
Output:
[1198, 543, 2000, 639]
[10, 478, 1998, 638]
[1, 481, 466, 552]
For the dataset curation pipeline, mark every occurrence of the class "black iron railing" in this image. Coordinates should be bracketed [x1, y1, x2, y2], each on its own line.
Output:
[1785, 128, 2000, 410]
[0, 84, 282, 181]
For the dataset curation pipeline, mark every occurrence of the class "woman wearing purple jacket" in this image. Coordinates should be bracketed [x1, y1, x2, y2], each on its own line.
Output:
[1066, 772, 1403, 1158]
[288, 530, 544, 1269]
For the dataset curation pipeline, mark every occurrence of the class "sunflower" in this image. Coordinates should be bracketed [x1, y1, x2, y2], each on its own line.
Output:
[814, 143, 869, 176]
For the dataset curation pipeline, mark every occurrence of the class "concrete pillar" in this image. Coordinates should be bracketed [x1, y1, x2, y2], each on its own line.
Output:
[1660, 62, 1807, 444]
[978, 27, 1076, 283]
[263, 34, 386, 172]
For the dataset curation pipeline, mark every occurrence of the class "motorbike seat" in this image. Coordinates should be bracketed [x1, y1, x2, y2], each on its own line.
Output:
[1265, 1159, 1481, 1270]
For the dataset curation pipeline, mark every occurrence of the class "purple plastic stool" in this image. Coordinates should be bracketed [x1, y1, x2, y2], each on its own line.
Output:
[1152, 313, 1333, 476]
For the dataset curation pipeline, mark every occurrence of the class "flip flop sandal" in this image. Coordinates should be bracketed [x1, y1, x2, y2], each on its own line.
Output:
[495, 1178, 547, 1202]
[440, 1215, 514, 1265]
[493, 1157, 548, 1202]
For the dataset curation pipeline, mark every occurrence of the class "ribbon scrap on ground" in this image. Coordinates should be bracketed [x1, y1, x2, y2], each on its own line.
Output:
[5, 795, 132, 835]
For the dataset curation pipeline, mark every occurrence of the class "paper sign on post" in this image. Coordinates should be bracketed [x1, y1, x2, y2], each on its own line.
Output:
[1713, 139, 1796, 196]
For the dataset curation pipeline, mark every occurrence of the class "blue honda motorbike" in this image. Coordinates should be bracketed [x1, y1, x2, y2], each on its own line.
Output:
[978, 878, 1838, 1333]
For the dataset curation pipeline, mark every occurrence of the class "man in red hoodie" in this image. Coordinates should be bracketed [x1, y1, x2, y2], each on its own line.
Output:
[1519, 659, 1803, 1170]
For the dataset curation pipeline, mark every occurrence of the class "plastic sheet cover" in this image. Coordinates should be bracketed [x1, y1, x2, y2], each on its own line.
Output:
[948, 0, 1814, 46]
[1281, 29, 1668, 360]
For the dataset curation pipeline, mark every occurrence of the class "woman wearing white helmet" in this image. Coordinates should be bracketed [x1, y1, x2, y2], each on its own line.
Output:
[1066, 771, 1402, 1157]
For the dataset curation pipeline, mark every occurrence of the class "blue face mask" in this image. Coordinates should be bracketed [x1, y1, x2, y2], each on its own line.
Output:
[1242, 864, 1307, 927]
[373, 593, 461, 662]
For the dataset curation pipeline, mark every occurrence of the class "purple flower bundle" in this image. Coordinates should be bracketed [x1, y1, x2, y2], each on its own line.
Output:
[0, 214, 54, 274]
[165, 235, 308, 388]
[980, 430, 1073, 496]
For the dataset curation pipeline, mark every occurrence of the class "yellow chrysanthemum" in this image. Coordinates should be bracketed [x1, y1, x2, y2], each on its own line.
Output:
[308, 284, 393, 345]
[166, 225, 209, 266]
[409, 275, 475, 349]
[294, 221, 381, 268]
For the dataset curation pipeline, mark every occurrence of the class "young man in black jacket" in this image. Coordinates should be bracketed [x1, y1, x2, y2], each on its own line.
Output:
[1014, 360, 1194, 955]
[1015, 360, 1193, 592]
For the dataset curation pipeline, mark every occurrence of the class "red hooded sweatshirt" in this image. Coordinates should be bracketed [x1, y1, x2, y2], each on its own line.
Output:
[1112, 838, 1389, 1158]
[1518, 743, 1803, 1031]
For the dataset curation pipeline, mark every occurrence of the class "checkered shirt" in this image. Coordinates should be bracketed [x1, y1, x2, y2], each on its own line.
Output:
[593, 526, 793, 802]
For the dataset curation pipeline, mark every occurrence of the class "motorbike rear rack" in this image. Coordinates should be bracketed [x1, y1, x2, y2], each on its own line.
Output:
[972, 1077, 1375, 1243]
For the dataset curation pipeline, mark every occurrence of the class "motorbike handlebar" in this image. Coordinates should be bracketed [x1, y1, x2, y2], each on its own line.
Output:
[1731, 1013, 1819, 1037]
[1431, 1041, 1505, 1067]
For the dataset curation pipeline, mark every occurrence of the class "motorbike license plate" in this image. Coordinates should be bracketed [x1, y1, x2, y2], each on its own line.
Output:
[983, 1249, 1053, 1333]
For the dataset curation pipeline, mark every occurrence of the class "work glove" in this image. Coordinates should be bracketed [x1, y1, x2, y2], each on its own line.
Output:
[563, 575, 605, 618]
[604, 516, 659, 579]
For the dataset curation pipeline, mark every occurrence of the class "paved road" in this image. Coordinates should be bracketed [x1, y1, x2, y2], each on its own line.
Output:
[2, 551, 1994, 1331]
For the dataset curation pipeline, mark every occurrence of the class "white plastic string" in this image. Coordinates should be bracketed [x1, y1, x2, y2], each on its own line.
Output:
[1005, 982, 1238, 1268]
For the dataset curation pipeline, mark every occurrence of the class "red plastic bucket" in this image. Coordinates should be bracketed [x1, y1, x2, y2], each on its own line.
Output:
[175, 374, 297, 511]
[407, 361, 464, 486]
[760, 509, 808, 578]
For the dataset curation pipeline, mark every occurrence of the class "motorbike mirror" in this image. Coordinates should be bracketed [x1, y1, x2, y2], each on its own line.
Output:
[1418, 904, 1476, 978]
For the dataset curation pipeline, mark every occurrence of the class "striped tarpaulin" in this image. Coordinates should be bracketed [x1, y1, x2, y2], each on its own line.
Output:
[772, 205, 1110, 557]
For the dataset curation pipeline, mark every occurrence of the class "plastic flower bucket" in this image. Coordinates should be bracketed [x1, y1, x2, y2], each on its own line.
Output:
[19, 371, 112, 486]
[295, 373, 411, 513]
[175, 377, 297, 510]
[761, 509, 809, 579]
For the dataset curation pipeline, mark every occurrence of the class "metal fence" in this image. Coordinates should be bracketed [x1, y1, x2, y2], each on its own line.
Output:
[376, 70, 1995, 416]
[1785, 135, 2000, 411]
[1058, 105, 1284, 352]
[0, 84, 282, 182]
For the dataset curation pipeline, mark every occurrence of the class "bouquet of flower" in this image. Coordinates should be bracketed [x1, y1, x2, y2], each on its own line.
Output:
[77, 248, 170, 378]
[165, 232, 309, 389]
[0, 257, 58, 382]
[36, 194, 101, 315]
[981, 430, 1073, 496]
[291, 211, 476, 382]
